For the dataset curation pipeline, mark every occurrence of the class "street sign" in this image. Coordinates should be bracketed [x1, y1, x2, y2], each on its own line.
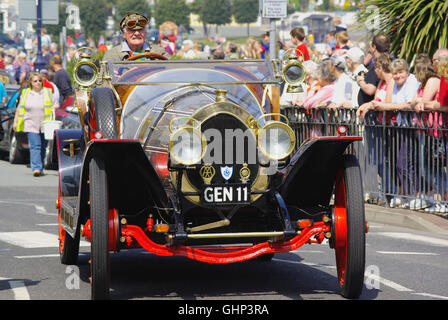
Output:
[18, 0, 59, 25]
[262, 0, 287, 19]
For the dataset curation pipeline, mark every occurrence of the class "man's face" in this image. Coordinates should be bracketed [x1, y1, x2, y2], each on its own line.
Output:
[123, 28, 146, 49]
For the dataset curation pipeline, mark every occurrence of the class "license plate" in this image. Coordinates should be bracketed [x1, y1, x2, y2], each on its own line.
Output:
[201, 184, 250, 205]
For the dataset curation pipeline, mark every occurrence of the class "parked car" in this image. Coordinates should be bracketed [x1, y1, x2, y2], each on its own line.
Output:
[0, 84, 27, 163]
[0, 33, 15, 46]
[55, 49, 366, 300]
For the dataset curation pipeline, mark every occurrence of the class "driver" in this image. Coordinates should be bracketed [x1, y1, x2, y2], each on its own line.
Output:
[103, 12, 170, 61]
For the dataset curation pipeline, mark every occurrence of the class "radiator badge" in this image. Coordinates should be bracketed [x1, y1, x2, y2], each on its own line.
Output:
[200, 164, 215, 184]
[239, 163, 251, 183]
[220, 166, 233, 181]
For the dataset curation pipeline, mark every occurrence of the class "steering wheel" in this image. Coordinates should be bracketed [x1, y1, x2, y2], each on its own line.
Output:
[126, 52, 168, 61]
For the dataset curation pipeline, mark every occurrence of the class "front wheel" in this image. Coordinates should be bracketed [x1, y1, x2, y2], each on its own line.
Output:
[89, 156, 110, 300]
[333, 154, 365, 299]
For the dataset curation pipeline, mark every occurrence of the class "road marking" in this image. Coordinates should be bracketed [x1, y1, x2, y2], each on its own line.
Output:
[373, 232, 448, 247]
[376, 251, 439, 256]
[8, 281, 31, 300]
[34, 205, 57, 216]
[15, 252, 88, 259]
[0, 277, 30, 300]
[0, 200, 57, 216]
[412, 293, 448, 300]
[292, 250, 324, 253]
[15, 254, 61, 259]
[274, 258, 417, 294]
[366, 274, 414, 292]
[0, 231, 89, 248]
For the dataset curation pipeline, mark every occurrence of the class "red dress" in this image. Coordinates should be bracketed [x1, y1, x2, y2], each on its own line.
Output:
[438, 76, 448, 107]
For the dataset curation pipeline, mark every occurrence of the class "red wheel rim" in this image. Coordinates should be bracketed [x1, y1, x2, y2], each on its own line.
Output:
[334, 169, 348, 286]
[57, 187, 65, 254]
[108, 208, 118, 252]
[58, 210, 65, 254]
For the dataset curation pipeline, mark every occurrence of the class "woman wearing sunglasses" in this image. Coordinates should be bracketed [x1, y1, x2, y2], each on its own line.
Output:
[13, 72, 58, 177]
[103, 12, 170, 62]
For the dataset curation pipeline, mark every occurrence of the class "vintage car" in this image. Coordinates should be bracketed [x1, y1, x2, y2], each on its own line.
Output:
[55, 48, 366, 300]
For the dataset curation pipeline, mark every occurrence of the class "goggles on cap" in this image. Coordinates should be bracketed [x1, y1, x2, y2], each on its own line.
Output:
[124, 18, 148, 30]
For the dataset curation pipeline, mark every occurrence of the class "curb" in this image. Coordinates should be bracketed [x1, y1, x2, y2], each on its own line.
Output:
[365, 205, 448, 235]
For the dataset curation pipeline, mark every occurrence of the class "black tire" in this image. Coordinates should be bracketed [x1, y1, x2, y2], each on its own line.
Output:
[9, 133, 26, 164]
[91, 88, 118, 139]
[334, 154, 365, 299]
[89, 156, 110, 300]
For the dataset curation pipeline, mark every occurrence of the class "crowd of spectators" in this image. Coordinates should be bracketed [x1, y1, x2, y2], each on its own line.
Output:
[279, 22, 448, 214]
[0, 31, 73, 109]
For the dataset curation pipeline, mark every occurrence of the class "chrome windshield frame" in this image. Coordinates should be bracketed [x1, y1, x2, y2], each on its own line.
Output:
[106, 59, 282, 86]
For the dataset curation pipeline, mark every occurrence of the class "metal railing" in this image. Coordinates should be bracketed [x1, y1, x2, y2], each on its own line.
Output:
[282, 106, 448, 212]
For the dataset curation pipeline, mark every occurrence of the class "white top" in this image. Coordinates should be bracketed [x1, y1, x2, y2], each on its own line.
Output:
[331, 72, 359, 107]
[392, 73, 420, 104]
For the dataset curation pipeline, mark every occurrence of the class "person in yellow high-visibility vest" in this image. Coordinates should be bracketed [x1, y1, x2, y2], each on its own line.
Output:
[13, 72, 58, 177]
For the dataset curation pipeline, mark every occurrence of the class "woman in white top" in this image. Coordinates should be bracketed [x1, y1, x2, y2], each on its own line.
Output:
[13, 72, 58, 176]
[327, 55, 358, 110]
[372, 59, 420, 111]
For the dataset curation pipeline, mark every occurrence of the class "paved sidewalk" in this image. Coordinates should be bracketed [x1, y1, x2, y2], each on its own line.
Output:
[365, 203, 448, 235]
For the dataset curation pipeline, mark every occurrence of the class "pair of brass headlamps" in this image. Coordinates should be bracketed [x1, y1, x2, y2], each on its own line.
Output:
[168, 113, 296, 166]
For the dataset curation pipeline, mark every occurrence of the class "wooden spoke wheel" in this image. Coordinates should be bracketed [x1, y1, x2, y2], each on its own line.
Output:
[89, 156, 110, 300]
[333, 154, 365, 299]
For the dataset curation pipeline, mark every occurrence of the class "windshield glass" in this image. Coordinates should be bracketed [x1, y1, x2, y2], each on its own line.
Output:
[119, 66, 272, 144]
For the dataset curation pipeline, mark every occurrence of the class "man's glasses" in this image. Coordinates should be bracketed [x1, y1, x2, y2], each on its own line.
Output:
[125, 19, 147, 30]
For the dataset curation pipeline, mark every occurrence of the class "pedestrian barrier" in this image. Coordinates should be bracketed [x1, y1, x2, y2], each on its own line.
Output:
[282, 106, 448, 214]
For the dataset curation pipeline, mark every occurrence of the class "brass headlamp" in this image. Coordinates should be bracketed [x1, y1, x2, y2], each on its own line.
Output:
[282, 49, 306, 93]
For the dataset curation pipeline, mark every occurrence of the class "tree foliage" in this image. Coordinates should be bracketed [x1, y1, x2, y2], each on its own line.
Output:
[114, 0, 152, 26]
[232, 0, 258, 36]
[233, 0, 259, 24]
[288, 0, 309, 11]
[74, 0, 110, 41]
[154, 0, 190, 28]
[197, 0, 232, 27]
[357, 0, 448, 63]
